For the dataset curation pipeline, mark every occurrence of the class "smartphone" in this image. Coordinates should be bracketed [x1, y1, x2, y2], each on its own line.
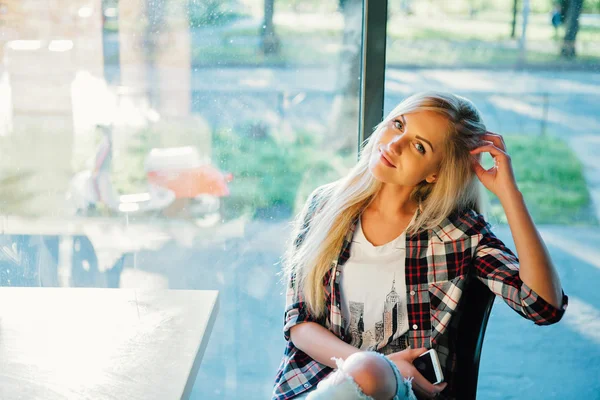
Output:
[412, 349, 444, 385]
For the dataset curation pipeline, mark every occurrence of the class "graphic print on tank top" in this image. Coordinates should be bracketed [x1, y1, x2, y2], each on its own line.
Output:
[346, 276, 409, 352]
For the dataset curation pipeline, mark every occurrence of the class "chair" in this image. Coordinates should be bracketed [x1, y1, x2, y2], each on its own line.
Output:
[453, 277, 495, 399]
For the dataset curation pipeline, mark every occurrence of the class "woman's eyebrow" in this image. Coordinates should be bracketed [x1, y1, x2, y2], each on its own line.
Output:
[416, 135, 434, 152]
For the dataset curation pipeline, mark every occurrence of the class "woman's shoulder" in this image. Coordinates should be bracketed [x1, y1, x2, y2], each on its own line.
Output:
[305, 180, 340, 206]
[296, 181, 339, 222]
[434, 207, 494, 242]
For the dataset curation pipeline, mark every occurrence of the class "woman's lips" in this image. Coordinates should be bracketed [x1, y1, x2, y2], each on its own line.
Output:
[379, 151, 396, 168]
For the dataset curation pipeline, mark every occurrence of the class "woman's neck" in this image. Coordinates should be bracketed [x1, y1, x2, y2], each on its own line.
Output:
[367, 183, 419, 220]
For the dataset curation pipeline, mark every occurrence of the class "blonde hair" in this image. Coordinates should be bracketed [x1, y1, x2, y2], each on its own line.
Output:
[283, 91, 488, 318]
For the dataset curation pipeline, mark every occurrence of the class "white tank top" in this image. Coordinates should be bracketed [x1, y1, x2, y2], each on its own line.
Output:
[340, 215, 413, 352]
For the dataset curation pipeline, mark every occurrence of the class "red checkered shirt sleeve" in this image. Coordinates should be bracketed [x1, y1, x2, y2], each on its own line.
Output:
[283, 187, 323, 342]
[283, 273, 320, 342]
[472, 221, 567, 326]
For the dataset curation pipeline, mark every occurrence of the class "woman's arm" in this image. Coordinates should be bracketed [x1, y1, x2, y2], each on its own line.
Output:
[499, 189, 563, 308]
[282, 184, 360, 365]
[290, 322, 361, 369]
[292, 323, 446, 398]
[470, 132, 565, 310]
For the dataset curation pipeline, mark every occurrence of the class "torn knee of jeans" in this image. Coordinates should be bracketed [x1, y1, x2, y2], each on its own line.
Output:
[327, 355, 418, 400]
[327, 356, 388, 388]
[325, 357, 355, 385]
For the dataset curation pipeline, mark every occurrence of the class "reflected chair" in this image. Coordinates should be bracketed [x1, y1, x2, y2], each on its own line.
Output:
[0, 234, 115, 288]
[453, 277, 495, 400]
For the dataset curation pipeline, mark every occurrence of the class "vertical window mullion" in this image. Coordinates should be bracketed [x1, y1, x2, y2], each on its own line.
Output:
[358, 0, 388, 154]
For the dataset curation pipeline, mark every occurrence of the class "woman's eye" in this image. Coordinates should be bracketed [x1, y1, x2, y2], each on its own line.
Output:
[415, 143, 426, 154]
[393, 120, 403, 130]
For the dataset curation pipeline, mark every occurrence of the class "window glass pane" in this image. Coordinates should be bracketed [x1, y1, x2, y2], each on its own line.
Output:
[384, 1, 599, 398]
[0, 0, 363, 398]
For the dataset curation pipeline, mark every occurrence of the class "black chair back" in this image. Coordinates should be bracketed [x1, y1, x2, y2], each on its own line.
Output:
[453, 277, 495, 399]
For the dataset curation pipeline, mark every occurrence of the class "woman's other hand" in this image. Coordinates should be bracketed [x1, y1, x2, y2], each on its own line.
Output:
[470, 131, 520, 202]
[386, 348, 447, 399]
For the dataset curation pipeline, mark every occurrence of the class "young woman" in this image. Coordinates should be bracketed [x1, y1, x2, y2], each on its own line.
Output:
[272, 92, 567, 400]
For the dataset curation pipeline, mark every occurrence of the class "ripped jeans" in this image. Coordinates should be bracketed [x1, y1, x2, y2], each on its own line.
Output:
[295, 352, 417, 400]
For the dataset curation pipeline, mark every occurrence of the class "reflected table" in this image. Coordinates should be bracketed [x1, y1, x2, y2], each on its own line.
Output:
[0, 288, 219, 400]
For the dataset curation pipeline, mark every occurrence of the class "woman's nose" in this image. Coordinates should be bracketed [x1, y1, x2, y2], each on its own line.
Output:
[387, 134, 404, 154]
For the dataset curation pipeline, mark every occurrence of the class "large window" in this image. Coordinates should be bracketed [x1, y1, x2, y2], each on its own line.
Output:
[1, 0, 598, 399]
[0, 0, 361, 398]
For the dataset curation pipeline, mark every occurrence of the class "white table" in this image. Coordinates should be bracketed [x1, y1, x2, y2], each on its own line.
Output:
[0, 288, 219, 400]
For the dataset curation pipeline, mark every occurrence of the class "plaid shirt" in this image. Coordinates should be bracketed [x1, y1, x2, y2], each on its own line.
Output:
[272, 186, 568, 400]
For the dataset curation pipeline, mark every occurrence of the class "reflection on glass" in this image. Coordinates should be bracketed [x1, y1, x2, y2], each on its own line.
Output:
[0, 0, 362, 398]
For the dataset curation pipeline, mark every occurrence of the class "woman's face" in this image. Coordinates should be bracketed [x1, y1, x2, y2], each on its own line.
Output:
[368, 110, 449, 186]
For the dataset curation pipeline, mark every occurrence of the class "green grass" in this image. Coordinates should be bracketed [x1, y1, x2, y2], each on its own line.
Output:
[210, 129, 594, 225]
[485, 135, 596, 225]
[191, 39, 339, 66]
[212, 127, 354, 219]
[190, 11, 600, 68]
[387, 12, 600, 43]
[385, 38, 600, 67]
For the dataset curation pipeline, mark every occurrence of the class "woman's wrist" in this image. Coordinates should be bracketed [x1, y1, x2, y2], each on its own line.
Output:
[498, 186, 523, 209]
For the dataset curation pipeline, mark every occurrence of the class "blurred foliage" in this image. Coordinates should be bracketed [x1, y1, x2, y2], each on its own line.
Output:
[0, 171, 37, 214]
[485, 135, 596, 225]
[585, 0, 600, 13]
[0, 131, 72, 217]
[213, 123, 353, 219]
[188, 0, 248, 27]
[112, 128, 156, 194]
[388, 0, 600, 14]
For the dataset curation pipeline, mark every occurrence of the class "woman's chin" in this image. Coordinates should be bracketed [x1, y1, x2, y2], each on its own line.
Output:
[368, 164, 399, 184]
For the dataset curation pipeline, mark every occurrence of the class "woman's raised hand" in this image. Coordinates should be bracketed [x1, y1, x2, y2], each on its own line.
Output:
[470, 132, 520, 202]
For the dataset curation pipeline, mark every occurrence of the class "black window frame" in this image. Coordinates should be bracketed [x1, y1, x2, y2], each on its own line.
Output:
[358, 0, 388, 150]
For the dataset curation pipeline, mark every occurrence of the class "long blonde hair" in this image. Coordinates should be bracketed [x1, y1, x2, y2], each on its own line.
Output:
[283, 91, 488, 318]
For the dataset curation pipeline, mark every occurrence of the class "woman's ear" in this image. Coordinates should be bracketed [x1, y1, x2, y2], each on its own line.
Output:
[426, 174, 437, 184]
